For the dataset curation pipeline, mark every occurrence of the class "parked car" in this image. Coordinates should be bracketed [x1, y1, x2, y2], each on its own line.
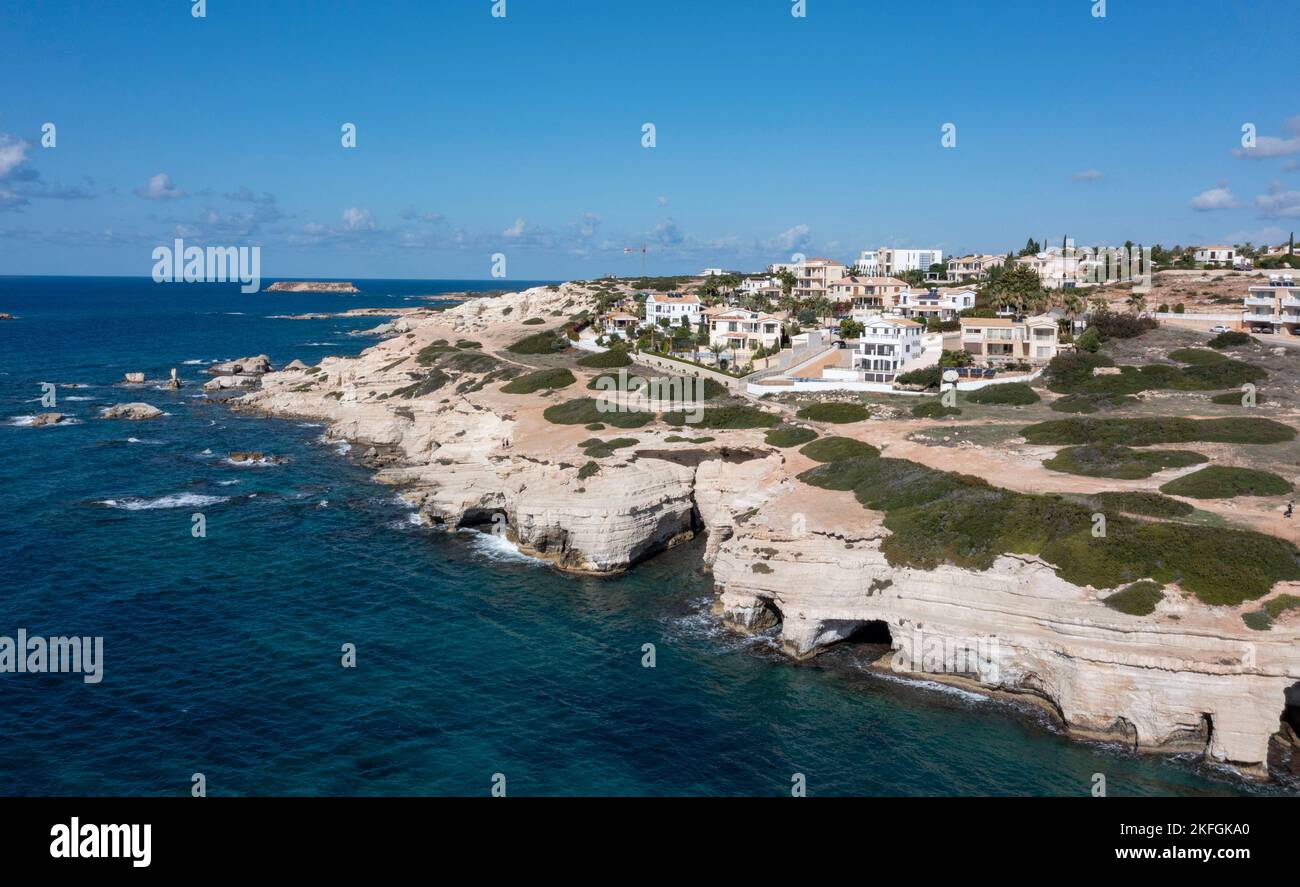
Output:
[1252, 325, 1274, 334]
[1209, 325, 1230, 333]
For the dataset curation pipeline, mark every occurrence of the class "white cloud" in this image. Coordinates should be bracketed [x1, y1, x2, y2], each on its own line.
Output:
[766, 224, 812, 253]
[1190, 186, 1239, 211]
[0, 135, 29, 180]
[1071, 169, 1104, 183]
[134, 172, 186, 200]
[1256, 184, 1300, 219]
[502, 217, 526, 237]
[341, 207, 375, 231]
[656, 196, 668, 207]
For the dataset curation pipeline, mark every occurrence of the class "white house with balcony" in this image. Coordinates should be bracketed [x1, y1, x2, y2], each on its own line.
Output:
[1242, 273, 1300, 332]
[830, 276, 911, 313]
[897, 287, 977, 323]
[645, 293, 701, 328]
[1194, 246, 1236, 267]
[960, 315, 1060, 366]
[708, 309, 782, 356]
[854, 250, 881, 276]
[850, 315, 925, 382]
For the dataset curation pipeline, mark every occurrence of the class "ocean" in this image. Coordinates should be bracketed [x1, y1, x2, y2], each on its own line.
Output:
[0, 275, 1278, 796]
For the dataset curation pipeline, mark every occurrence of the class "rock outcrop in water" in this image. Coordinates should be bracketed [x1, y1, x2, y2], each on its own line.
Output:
[266, 281, 359, 294]
[31, 412, 65, 427]
[230, 281, 1300, 782]
[101, 403, 164, 420]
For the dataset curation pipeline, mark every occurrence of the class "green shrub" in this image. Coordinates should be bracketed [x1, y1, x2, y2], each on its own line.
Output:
[393, 369, 450, 398]
[584, 423, 605, 431]
[576, 348, 633, 368]
[1022, 417, 1296, 446]
[1207, 330, 1254, 349]
[1159, 466, 1293, 499]
[1092, 311, 1157, 339]
[1089, 491, 1195, 518]
[912, 399, 961, 419]
[521, 317, 546, 325]
[796, 402, 870, 423]
[416, 343, 459, 365]
[1211, 390, 1267, 405]
[577, 461, 600, 480]
[501, 368, 576, 394]
[1242, 594, 1300, 631]
[1168, 348, 1226, 366]
[542, 398, 652, 428]
[798, 437, 880, 462]
[664, 435, 715, 444]
[1049, 393, 1136, 413]
[1043, 445, 1207, 479]
[508, 331, 569, 355]
[895, 366, 941, 388]
[1103, 581, 1164, 616]
[1076, 326, 1101, 353]
[580, 437, 639, 458]
[965, 383, 1040, 406]
[765, 426, 819, 448]
[660, 404, 779, 429]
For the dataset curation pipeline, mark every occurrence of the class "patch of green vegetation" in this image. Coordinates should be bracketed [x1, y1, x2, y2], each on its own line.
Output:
[577, 461, 600, 480]
[580, 437, 639, 458]
[765, 425, 819, 448]
[1022, 417, 1296, 446]
[456, 340, 482, 349]
[1103, 581, 1164, 616]
[964, 382, 1040, 406]
[576, 348, 634, 368]
[521, 317, 546, 325]
[442, 351, 500, 374]
[507, 330, 569, 355]
[1242, 594, 1300, 631]
[660, 404, 779, 429]
[796, 402, 870, 424]
[1043, 445, 1208, 479]
[751, 562, 774, 574]
[542, 398, 652, 428]
[1210, 390, 1267, 405]
[664, 435, 715, 444]
[584, 423, 605, 431]
[798, 437, 880, 463]
[1168, 348, 1226, 366]
[896, 366, 941, 388]
[379, 357, 409, 373]
[393, 369, 451, 398]
[911, 399, 961, 419]
[1042, 349, 1266, 398]
[1089, 491, 1195, 518]
[1049, 393, 1137, 413]
[795, 453, 1300, 606]
[1158, 466, 1293, 499]
[416, 343, 459, 365]
[1207, 330, 1254, 349]
[500, 367, 576, 394]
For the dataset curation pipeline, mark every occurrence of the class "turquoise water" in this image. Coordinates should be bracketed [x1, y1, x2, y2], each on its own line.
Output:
[0, 276, 1278, 796]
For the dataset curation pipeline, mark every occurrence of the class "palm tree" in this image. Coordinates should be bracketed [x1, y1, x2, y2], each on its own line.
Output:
[708, 342, 726, 369]
[1125, 292, 1147, 315]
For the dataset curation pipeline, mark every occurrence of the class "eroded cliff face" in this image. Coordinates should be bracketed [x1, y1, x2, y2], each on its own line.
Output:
[233, 282, 1300, 780]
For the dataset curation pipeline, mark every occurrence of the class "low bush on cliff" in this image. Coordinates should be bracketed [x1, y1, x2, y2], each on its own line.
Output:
[796, 402, 870, 424]
[577, 461, 600, 480]
[660, 404, 779, 429]
[393, 369, 451, 398]
[1242, 594, 1300, 631]
[1168, 348, 1226, 366]
[543, 398, 652, 429]
[764, 425, 818, 448]
[501, 368, 576, 394]
[1087, 491, 1195, 519]
[798, 437, 879, 463]
[1049, 392, 1137, 413]
[1210, 390, 1268, 406]
[580, 437, 639, 458]
[521, 317, 546, 325]
[1042, 349, 1265, 398]
[911, 399, 961, 419]
[796, 452, 1300, 605]
[964, 383, 1040, 406]
[508, 330, 569, 355]
[1042, 445, 1207, 479]
[1207, 330, 1254, 349]
[416, 343, 459, 365]
[1021, 417, 1296, 446]
[1103, 581, 1164, 616]
[576, 348, 633, 368]
[1158, 466, 1293, 499]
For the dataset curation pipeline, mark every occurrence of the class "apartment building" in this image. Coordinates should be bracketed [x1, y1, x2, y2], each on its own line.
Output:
[897, 287, 977, 323]
[1194, 246, 1236, 267]
[946, 254, 1006, 282]
[645, 293, 701, 327]
[959, 315, 1060, 365]
[1015, 252, 1083, 290]
[794, 258, 848, 300]
[878, 248, 944, 276]
[739, 276, 782, 299]
[828, 276, 911, 312]
[854, 249, 880, 276]
[708, 309, 783, 354]
[1242, 273, 1300, 333]
[851, 315, 925, 383]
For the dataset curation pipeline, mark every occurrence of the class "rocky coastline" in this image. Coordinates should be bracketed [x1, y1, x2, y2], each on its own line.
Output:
[226, 281, 1300, 785]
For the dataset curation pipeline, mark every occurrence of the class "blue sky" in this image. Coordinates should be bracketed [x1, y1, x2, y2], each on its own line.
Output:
[1, 0, 1298, 280]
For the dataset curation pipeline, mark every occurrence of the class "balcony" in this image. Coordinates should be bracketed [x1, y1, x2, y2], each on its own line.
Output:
[1243, 312, 1278, 323]
[1244, 296, 1276, 307]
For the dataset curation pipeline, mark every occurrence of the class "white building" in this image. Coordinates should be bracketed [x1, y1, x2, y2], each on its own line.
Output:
[830, 276, 911, 313]
[1016, 252, 1082, 289]
[700, 268, 726, 277]
[739, 276, 781, 298]
[1194, 246, 1236, 267]
[946, 254, 1006, 282]
[1242, 273, 1300, 332]
[645, 293, 701, 327]
[878, 248, 944, 276]
[854, 250, 880, 276]
[794, 257, 848, 300]
[851, 315, 925, 382]
[709, 309, 783, 355]
[897, 287, 977, 323]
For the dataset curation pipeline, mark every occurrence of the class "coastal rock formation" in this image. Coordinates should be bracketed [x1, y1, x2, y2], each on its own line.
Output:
[101, 403, 163, 421]
[228, 451, 284, 465]
[209, 355, 271, 376]
[0, 312, 13, 320]
[266, 281, 360, 294]
[31, 412, 65, 427]
[203, 375, 260, 392]
[122, 372, 146, 384]
[228, 280, 1300, 781]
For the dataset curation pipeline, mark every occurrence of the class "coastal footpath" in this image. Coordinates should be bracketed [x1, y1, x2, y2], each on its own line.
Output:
[233, 282, 1300, 782]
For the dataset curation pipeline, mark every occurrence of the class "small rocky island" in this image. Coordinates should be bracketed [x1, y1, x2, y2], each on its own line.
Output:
[266, 281, 360, 294]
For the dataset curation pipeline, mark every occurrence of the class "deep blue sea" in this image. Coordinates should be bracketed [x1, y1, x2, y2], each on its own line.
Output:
[0, 276, 1279, 796]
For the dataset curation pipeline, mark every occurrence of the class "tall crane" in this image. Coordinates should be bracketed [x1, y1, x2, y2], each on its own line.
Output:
[623, 243, 647, 278]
